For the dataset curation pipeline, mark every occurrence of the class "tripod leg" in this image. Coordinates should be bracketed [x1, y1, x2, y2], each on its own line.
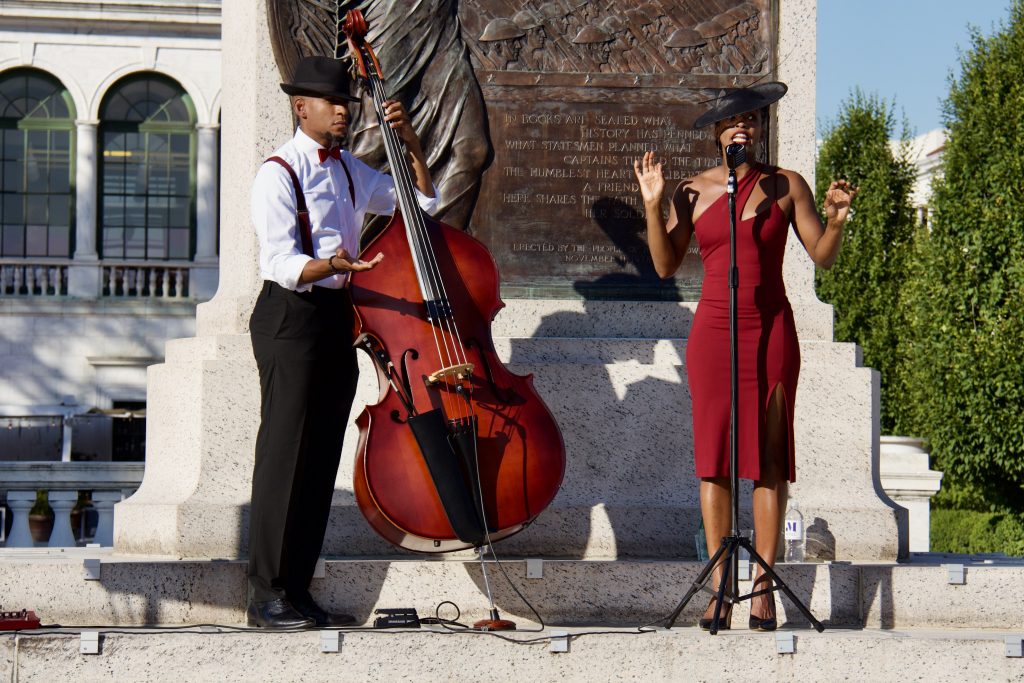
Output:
[709, 541, 736, 635]
[741, 538, 824, 632]
[662, 539, 731, 629]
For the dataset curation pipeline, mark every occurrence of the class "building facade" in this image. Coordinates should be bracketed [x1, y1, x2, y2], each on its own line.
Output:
[0, 0, 221, 456]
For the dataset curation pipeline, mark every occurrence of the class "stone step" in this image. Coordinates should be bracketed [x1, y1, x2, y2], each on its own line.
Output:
[493, 336, 859, 367]
[488, 299, 836, 343]
[159, 329, 859, 369]
[2, 551, 1021, 631]
[3, 626, 1022, 682]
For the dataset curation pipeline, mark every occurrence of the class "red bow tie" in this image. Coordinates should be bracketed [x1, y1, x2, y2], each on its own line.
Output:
[317, 146, 342, 163]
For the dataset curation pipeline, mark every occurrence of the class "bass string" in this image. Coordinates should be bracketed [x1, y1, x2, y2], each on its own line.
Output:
[338, 7, 473, 420]
[365, 62, 476, 421]
[361, 62, 454, 417]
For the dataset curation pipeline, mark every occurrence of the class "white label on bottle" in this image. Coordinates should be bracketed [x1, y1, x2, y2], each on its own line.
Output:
[784, 519, 802, 540]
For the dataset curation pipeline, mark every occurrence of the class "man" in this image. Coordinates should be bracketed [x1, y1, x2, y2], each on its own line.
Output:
[247, 56, 437, 628]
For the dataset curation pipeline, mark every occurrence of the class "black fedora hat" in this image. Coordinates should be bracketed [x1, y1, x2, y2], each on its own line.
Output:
[280, 56, 358, 102]
[693, 81, 787, 129]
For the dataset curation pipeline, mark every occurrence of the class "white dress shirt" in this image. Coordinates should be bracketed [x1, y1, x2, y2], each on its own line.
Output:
[252, 127, 440, 291]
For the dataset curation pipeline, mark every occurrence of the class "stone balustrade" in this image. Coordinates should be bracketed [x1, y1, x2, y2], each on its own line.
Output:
[0, 259, 220, 300]
[0, 259, 70, 296]
[879, 435, 944, 552]
[102, 260, 191, 299]
[1, 462, 144, 548]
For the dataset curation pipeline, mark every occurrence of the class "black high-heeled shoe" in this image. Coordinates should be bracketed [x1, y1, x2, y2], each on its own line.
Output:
[698, 597, 733, 630]
[748, 580, 777, 631]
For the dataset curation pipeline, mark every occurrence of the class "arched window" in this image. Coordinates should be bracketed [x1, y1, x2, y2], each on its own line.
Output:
[99, 74, 195, 260]
[0, 68, 76, 258]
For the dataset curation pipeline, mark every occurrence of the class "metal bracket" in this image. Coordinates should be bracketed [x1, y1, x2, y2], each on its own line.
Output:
[320, 631, 342, 654]
[526, 558, 544, 579]
[80, 631, 100, 655]
[944, 563, 966, 585]
[549, 630, 569, 653]
[313, 557, 326, 580]
[1006, 636, 1023, 658]
[736, 557, 752, 582]
[82, 559, 101, 581]
[775, 632, 795, 655]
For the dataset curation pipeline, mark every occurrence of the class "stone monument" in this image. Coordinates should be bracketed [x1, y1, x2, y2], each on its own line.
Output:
[115, 0, 906, 562]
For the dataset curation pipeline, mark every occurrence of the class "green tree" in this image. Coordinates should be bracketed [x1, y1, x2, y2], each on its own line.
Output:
[814, 90, 917, 432]
[897, 1, 1024, 514]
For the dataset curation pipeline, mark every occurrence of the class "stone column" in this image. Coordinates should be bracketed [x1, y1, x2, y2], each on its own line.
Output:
[69, 120, 101, 298]
[47, 491, 78, 548]
[4, 491, 36, 548]
[773, 0, 907, 560]
[90, 490, 124, 547]
[879, 436, 943, 552]
[191, 123, 221, 300]
[114, 0, 291, 557]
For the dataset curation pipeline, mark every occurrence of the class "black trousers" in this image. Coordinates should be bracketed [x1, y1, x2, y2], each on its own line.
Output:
[248, 280, 358, 603]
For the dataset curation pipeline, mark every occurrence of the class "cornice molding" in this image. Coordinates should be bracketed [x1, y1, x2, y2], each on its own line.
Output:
[0, 0, 221, 26]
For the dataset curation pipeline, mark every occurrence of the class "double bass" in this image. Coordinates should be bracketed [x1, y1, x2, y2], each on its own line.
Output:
[342, 10, 565, 553]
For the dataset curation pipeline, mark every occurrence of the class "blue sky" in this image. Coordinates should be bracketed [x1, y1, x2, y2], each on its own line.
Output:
[816, 1, 1013, 137]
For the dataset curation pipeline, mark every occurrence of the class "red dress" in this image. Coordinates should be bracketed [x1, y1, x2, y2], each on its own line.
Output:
[686, 164, 799, 482]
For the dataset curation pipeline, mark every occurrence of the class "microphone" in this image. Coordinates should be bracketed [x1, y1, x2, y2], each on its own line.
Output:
[726, 143, 746, 170]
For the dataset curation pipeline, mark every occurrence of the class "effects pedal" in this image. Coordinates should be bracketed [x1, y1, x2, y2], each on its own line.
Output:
[373, 607, 420, 629]
[0, 610, 41, 630]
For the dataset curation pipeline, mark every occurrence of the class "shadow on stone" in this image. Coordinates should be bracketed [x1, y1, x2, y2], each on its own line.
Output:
[806, 517, 836, 561]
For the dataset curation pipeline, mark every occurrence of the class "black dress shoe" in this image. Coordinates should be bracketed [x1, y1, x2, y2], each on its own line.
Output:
[246, 598, 315, 629]
[290, 596, 356, 627]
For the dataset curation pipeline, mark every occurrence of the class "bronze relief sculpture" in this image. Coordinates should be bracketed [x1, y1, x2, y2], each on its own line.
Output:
[270, 1, 492, 232]
[268, 1, 775, 299]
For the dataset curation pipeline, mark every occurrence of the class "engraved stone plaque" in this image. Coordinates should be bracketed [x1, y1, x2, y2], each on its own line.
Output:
[269, 0, 776, 299]
[462, 0, 775, 299]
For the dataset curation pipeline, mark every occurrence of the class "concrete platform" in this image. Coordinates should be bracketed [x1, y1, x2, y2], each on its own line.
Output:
[3, 625, 1023, 682]
[1, 550, 1022, 631]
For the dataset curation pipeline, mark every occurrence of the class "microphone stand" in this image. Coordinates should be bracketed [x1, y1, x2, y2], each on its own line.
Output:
[658, 144, 824, 634]
[472, 544, 516, 631]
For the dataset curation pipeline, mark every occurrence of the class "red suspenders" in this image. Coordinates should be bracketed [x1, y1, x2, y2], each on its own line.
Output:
[264, 155, 356, 258]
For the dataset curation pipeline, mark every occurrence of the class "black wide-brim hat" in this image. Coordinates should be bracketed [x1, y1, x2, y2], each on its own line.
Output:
[280, 56, 358, 102]
[693, 81, 787, 129]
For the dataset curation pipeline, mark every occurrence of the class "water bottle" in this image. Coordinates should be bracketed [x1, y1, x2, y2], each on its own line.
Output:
[694, 517, 709, 562]
[784, 499, 805, 562]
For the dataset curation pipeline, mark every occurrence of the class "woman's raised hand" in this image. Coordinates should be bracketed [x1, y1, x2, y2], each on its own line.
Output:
[633, 151, 665, 206]
[823, 179, 858, 225]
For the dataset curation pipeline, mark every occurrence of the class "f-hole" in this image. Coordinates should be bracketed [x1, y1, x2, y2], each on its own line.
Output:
[466, 338, 518, 404]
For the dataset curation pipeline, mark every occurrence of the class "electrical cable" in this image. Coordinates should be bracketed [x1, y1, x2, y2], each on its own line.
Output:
[637, 552, 732, 632]
[1, 622, 654, 647]
[2, 596, 658, 646]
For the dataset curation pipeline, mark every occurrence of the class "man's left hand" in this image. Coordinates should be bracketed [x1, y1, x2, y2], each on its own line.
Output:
[334, 246, 384, 272]
[381, 100, 418, 147]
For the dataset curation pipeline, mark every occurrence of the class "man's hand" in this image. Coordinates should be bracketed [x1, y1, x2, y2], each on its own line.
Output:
[379, 99, 434, 198]
[381, 100, 418, 148]
[333, 246, 383, 272]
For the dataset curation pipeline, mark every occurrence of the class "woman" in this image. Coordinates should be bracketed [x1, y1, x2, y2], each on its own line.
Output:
[633, 82, 856, 630]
